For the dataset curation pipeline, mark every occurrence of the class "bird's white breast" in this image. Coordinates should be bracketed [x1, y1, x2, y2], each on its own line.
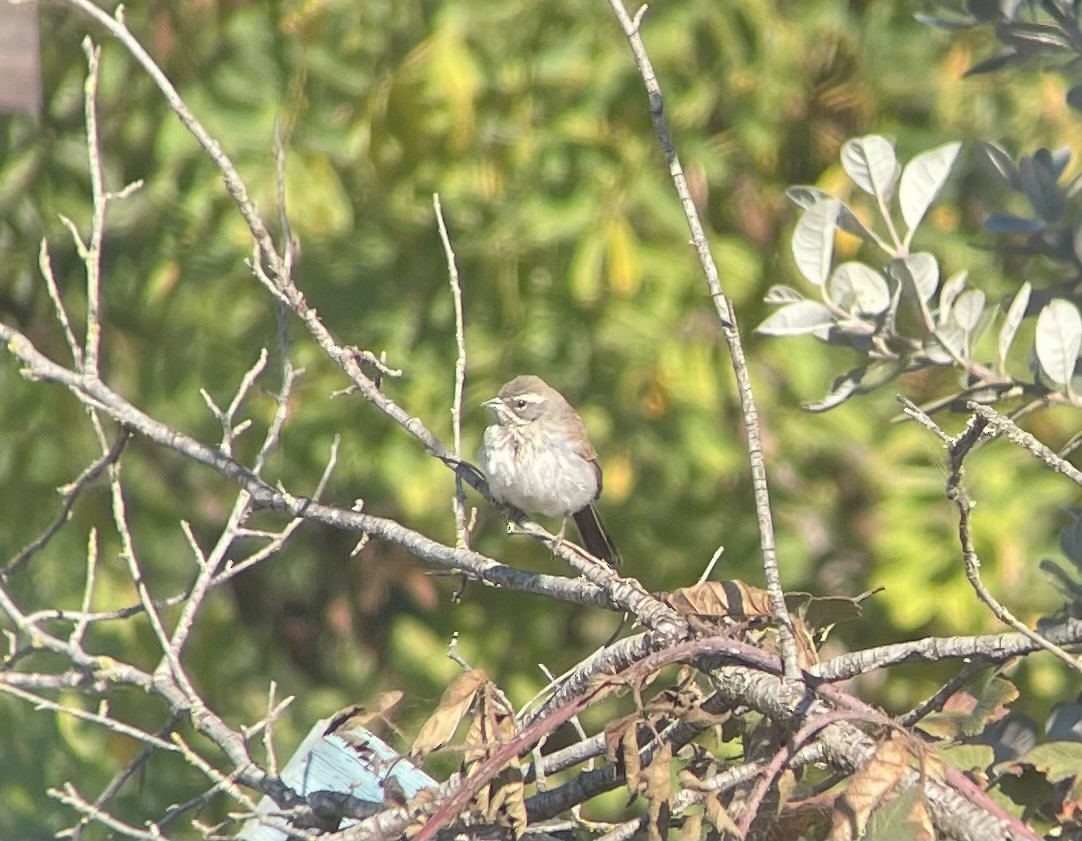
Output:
[480, 425, 598, 517]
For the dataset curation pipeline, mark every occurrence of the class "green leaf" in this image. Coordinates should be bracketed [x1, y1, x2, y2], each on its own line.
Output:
[975, 140, 1021, 191]
[763, 284, 805, 304]
[998, 282, 1032, 369]
[940, 743, 996, 773]
[828, 262, 890, 316]
[1035, 299, 1081, 387]
[864, 787, 929, 841]
[791, 198, 840, 286]
[841, 134, 900, 203]
[925, 324, 966, 364]
[755, 301, 834, 336]
[1058, 508, 1082, 568]
[899, 141, 961, 233]
[786, 186, 875, 242]
[889, 252, 939, 303]
[937, 270, 968, 326]
[803, 361, 903, 412]
[569, 232, 605, 303]
[1004, 741, 1082, 785]
[1020, 150, 1065, 223]
[952, 289, 986, 333]
[917, 679, 1017, 740]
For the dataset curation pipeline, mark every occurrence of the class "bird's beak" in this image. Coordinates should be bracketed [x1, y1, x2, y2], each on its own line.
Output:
[482, 397, 502, 411]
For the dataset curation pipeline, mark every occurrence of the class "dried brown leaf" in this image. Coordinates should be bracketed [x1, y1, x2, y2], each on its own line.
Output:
[704, 791, 741, 836]
[488, 767, 527, 838]
[458, 681, 522, 833]
[919, 677, 1018, 740]
[645, 740, 673, 840]
[622, 721, 643, 795]
[410, 668, 488, 756]
[909, 792, 935, 840]
[829, 735, 911, 839]
[681, 810, 704, 840]
[326, 690, 405, 735]
[667, 580, 774, 620]
[667, 580, 819, 665]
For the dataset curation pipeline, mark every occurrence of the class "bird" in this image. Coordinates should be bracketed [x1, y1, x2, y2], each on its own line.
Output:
[478, 375, 621, 567]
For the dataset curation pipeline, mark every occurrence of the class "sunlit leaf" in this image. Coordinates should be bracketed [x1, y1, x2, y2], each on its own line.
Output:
[764, 284, 805, 304]
[952, 289, 986, 333]
[606, 215, 642, 295]
[841, 135, 901, 202]
[1035, 299, 1082, 387]
[899, 142, 961, 234]
[937, 270, 968, 327]
[998, 282, 1032, 368]
[889, 252, 939, 303]
[786, 187, 875, 242]
[791, 199, 840, 286]
[926, 324, 966, 364]
[569, 232, 605, 303]
[830, 736, 914, 839]
[410, 669, 489, 756]
[829, 262, 890, 316]
[755, 301, 834, 336]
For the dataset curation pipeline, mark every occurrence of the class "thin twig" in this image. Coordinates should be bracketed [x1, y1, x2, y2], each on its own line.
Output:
[696, 545, 725, 585]
[38, 238, 82, 366]
[80, 37, 105, 377]
[434, 194, 472, 550]
[1, 684, 180, 753]
[898, 661, 987, 728]
[171, 732, 259, 811]
[71, 529, 99, 649]
[604, 0, 798, 678]
[71, 713, 185, 841]
[945, 413, 1082, 675]
[2, 429, 129, 581]
[53, 782, 165, 841]
[970, 403, 1082, 486]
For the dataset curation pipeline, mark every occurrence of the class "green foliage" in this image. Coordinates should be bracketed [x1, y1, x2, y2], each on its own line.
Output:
[2, 0, 1081, 834]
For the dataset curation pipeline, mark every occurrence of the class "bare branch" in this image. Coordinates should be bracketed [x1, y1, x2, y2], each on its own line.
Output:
[38, 238, 82, 366]
[945, 414, 1082, 675]
[434, 193, 473, 550]
[79, 36, 106, 377]
[0, 683, 180, 753]
[2, 428, 129, 581]
[604, 0, 799, 679]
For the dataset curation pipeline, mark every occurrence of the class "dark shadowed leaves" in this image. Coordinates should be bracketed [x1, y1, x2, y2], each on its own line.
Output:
[1020, 149, 1066, 223]
[803, 361, 905, 412]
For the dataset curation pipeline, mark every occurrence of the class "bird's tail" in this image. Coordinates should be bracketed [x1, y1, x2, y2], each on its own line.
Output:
[573, 503, 622, 568]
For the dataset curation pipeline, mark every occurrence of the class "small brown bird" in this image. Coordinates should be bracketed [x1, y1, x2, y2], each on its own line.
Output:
[478, 375, 621, 567]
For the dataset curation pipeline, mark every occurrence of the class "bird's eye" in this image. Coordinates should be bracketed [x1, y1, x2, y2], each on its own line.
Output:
[513, 398, 528, 411]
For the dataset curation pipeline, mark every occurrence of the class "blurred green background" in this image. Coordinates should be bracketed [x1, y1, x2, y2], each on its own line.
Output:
[2, 0, 1081, 834]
